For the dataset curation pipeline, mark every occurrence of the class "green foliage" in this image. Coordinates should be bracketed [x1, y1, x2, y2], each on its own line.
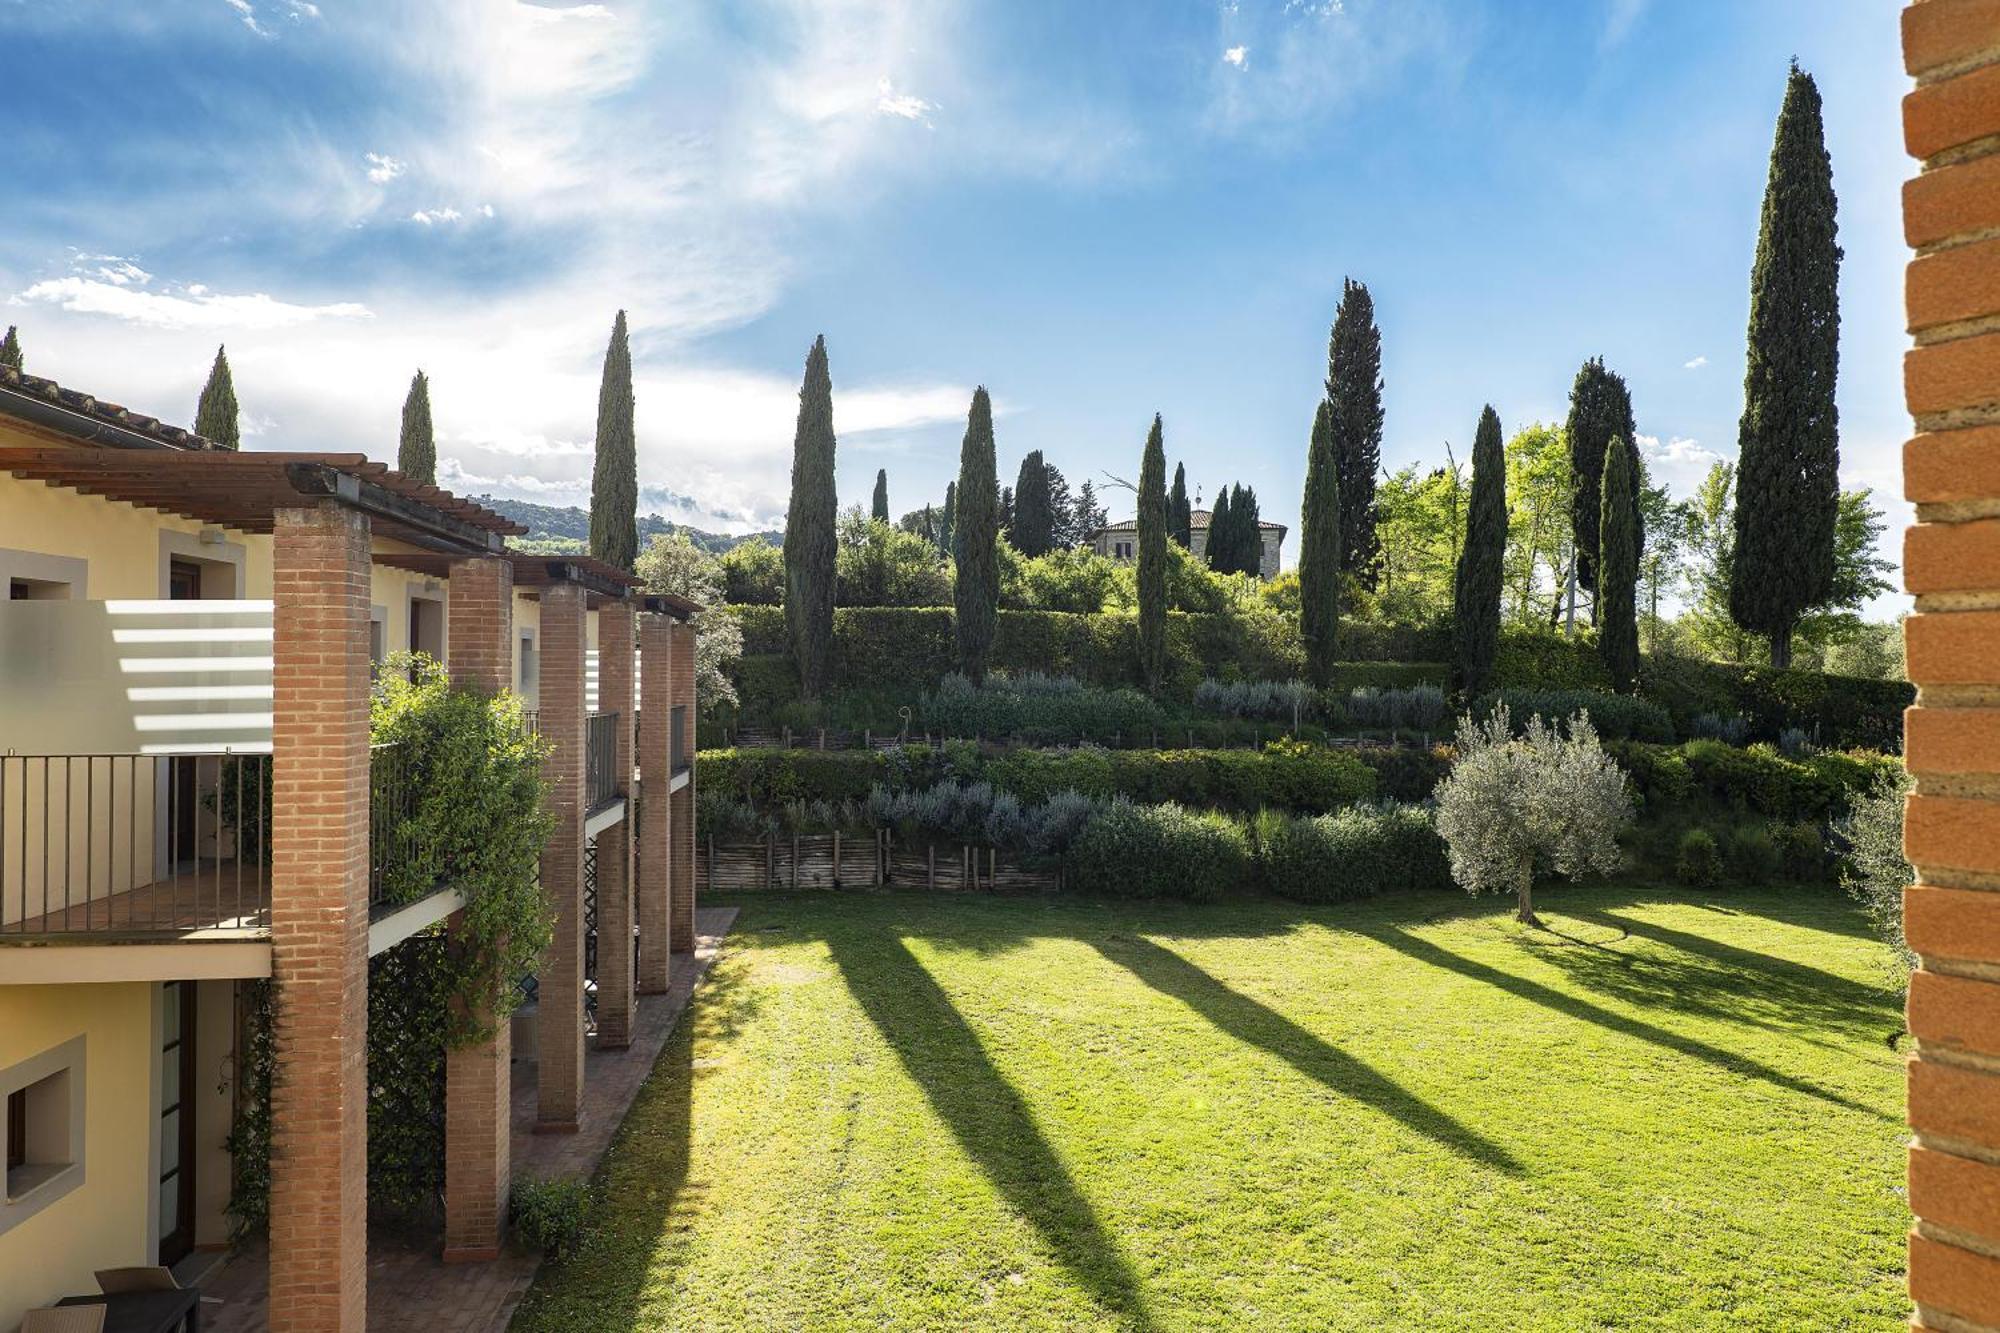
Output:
[1137, 415, 1169, 694]
[636, 533, 744, 710]
[1010, 450, 1054, 556]
[0, 325, 19, 370]
[1327, 276, 1383, 586]
[1003, 545, 1122, 614]
[195, 344, 240, 449]
[954, 388, 1001, 682]
[836, 514, 951, 607]
[1169, 462, 1192, 548]
[398, 369, 435, 485]
[1598, 436, 1641, 689]
[1731, 62, 1842, 668]
[513, 1177, 594, 1261]
[698, 747, 886, 806]
[1477, 688, 1673, 742]
[1065, 799, 1252, 901]
[718, 536, 783, 605]
[1452, 405, 1506, 695]
[786, 336, 840, 699]
[1564, 357, 1636, 595]
[1834, 768, 1913, 978]
[371, 653, 555, 1041]
[1501, 422, 1573, 625]
[1257, 803, 1451, 902]
[939, 480, 957, 558]
[1206, 486, 1232, 572]
[1613, 737, 1898, 822]
[928, 673, 1161, 744]
[871, 468, 890, 522]
[1300, 398, 1341, 686]
[589, 311, 638, 570]
[1491, 627, 1612, 691]
[1675, 828, 1723, 887]
[1636, 655, 1910, 750]
[1726, 825, 1782, 884]
[1374, 460, 1464, 628]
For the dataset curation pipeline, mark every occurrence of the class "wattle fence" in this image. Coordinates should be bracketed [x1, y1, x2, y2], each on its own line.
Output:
[699, 830, 1061, 893]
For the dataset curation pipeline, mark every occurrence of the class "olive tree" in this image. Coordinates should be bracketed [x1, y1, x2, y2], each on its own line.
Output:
[1434, 705, 1631, 926]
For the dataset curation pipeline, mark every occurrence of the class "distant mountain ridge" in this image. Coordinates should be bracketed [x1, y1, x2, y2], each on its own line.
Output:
[475, 495, 780, 555]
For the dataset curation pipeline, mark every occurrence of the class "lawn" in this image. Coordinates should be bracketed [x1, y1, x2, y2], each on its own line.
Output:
[510, 883, 1909, 1331]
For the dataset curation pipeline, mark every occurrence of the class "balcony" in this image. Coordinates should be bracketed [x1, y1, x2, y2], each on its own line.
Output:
[585, 711, 622, 814]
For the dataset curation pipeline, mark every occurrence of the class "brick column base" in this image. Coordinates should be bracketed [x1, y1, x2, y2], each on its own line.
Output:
[636, 613, 673, 993]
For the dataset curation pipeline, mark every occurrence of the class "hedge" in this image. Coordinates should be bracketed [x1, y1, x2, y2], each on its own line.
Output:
[1256, 803, 1452, 902]
[1609, 738, 1900, 822]
[1063, 800, 1253, 901]
[697, 741, 1377, 815]
[1475, 688, 1675, 742]
[1637, 656, 1910, 751]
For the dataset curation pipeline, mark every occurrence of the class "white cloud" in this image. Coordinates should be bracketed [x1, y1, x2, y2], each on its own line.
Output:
[17, 276, 370, 331]
[1222, 46, 1248, 68]
[1601, 0, 1647, 50]
[408, 207, 464, 225]
[1635, 432, 1722, 495]
[364, 153, 405, 184]
[1208, 0, 1459, 138]
[223, 0, 319, 37]
[222, 0, 266, 36]
[1683, 354, 1707, 370]
[874, 77, 935, 123]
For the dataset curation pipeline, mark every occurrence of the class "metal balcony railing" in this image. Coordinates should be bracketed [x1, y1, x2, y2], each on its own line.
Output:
[1, 751, 272, 936]
[585, 711, 621, 811]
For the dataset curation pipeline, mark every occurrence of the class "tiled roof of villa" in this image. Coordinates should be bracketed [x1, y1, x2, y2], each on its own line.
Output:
[0, 363, 221, 451]
[1096, 508, 1287, 534]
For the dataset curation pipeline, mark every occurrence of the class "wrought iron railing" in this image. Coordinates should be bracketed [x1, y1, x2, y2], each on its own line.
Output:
[585, 711, 621, 811]
[368, 740, 424, 910]
[1, 751, 272, 935]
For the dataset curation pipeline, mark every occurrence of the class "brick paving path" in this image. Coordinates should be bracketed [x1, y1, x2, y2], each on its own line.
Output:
[198, 906, 737, 1332]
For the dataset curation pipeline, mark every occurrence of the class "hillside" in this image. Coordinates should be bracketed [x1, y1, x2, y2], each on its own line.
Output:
[475, 495, 780, 555]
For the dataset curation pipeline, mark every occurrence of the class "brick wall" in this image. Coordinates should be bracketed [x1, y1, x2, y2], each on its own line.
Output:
[669, 617, 697, 954]
[268, 503, 371, 1331]
[595, 600, 636, 1048]
[636, 612, 673, 994]
[536, 582, 588, 1131]
[443, 555, 513, 1261]
[1902, 6, 2000, 1330]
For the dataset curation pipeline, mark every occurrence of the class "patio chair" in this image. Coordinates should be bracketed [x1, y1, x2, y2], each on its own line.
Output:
[22, 1307, 107, 1333]
[92, 1266, 179, 1293]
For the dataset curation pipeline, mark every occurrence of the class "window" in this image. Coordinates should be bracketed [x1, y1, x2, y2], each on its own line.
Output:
[8, 577, 71, 600]
[519, 630, 539, 695]
[1115, 541, 1133, 559]
[1, 1035, 85, 1233]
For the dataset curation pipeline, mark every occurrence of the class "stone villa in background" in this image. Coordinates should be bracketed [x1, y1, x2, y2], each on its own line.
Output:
[1091, 508, 1287, 579]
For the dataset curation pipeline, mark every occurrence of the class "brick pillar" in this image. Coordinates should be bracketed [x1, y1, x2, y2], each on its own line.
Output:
[595, 600, 636, 1047]
[536, 582, 588, 1132]
[669, 617, 698, 954]
[636, 612, 672, 994]
[268, 502, 371, 1332]
[1901, 9, 2000, 1329]
[442, 555, 513, 1261]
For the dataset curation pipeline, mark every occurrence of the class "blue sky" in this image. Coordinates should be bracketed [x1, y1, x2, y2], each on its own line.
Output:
[0, 0, 1911, 609]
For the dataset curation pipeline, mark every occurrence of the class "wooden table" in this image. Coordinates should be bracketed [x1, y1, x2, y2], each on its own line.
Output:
[56, 1288, 201, 1333]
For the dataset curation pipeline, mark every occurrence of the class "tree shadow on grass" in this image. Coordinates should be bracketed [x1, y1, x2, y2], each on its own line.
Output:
[824, 929, 1158, 1331]
[1089, 933, 1523, 1175]
[1366, 925, 1892, 1120]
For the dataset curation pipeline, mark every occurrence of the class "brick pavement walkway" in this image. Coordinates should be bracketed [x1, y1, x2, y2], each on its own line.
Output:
[197, 906, 738, 1332]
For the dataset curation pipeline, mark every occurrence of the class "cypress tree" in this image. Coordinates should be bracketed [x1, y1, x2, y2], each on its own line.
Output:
[1300, 399, 1342, 686]
[1169, 463, 1192, 548]
[1206, 485, 1233, 572]
[590, 310, 639, 570]
[1731, 61, 1841, 670]
[1598, 436, 1642, 690]
[1452, 406, 1507, 697]
[0, 326, 21, 370]
[1327, 278, 1384, 586]
[871, 468, 890, 522]
[1232, 485, 1263, 576]
[785, 335, 839, 699]
[1137, 415, 1169, 695]
[1010, 450, 1054, 556]
[398, 369, 436, 485]
[195, 345, 240, 450]
[953, 389, 1000, 682]
[939, 480, 957, 557]
[1564, 356, 1636, 603]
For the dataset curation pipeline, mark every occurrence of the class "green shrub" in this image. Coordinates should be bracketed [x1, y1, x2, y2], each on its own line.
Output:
[1491, 628, 1612, 691]
[925, 673, 1162, 744]
[1345, 684, 1450, 734]
[1675, 829, 1722, 888]
[1351, 744, 1452, 802]
[512, 1177, 592, 1261]
[1638, 655, 1910, 751]
[1064, 800, 1252, 901]
[718, 537, 783, 605]
[696, 748, 885, 806]
[1610, 739, 1895, 822]
[1725, 825, 1782, 884]
[1476, 688, 1674, 742]
[1258, 803, 1450, 903]
[1770, 819, 1829, 882]
[1834, 769, 1914, 978]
